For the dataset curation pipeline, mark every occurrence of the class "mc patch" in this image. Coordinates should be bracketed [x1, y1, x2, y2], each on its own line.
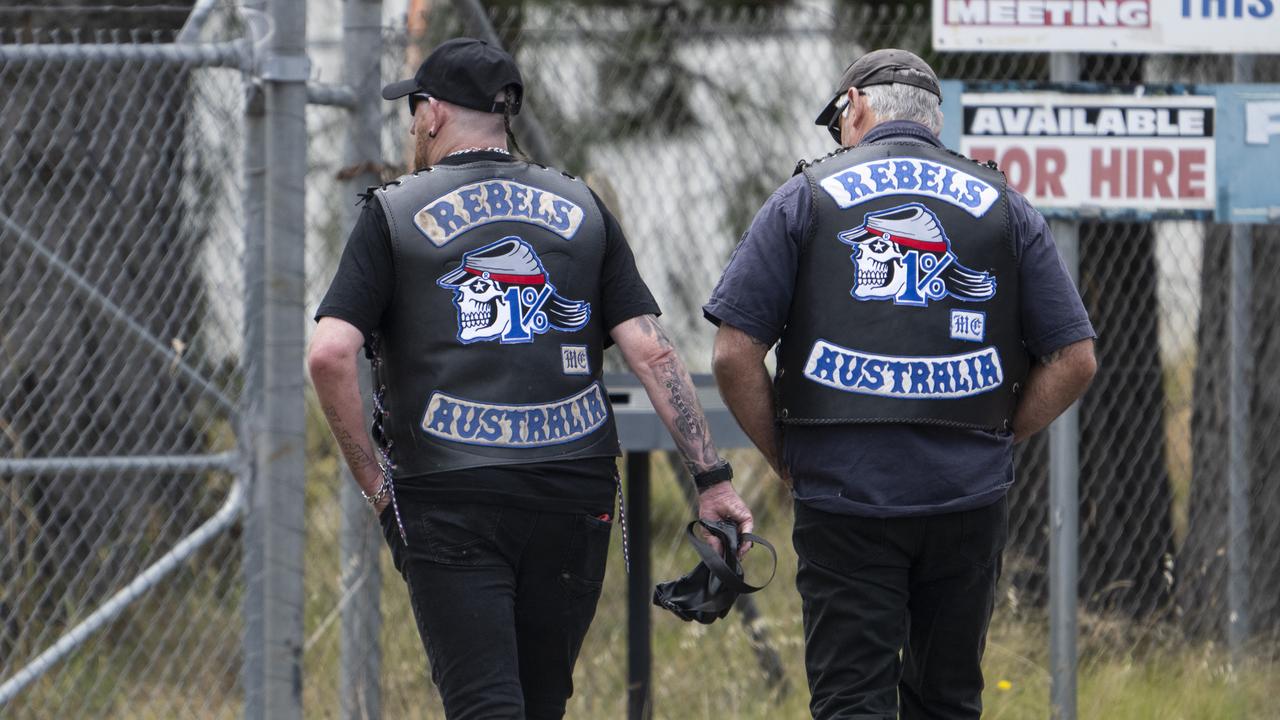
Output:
[950, 310, 986, 343]
[561, 344, 590, 375]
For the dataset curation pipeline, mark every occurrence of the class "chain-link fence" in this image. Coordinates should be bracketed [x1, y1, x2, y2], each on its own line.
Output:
[0, 3, 249, 717]
[4, 1, 1280, 718]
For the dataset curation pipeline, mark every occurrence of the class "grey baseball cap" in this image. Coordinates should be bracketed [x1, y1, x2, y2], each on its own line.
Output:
[814, 49, 941, 127]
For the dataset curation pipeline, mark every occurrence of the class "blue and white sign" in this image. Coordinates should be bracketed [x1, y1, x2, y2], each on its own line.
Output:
[1215, 84, 1280, 224]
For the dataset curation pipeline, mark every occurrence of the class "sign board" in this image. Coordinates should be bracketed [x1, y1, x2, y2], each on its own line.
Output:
[1215, 84, 1280, 223]
[933, 0, 1280, 53]
[957, 92, 1216, 216]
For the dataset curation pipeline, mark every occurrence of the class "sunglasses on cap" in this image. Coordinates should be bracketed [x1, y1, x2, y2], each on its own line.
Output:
[826, 89, 868, 144]
[408, 92, 431, 117]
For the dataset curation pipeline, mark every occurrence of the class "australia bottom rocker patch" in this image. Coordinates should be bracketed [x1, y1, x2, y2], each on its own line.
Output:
[803, 339, 1004, 399]
[421, 383, 610, 447]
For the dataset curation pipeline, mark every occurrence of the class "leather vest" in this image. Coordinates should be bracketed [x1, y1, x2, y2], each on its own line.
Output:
[776, 142, 1030, 431]
[372, 160, 620, 476]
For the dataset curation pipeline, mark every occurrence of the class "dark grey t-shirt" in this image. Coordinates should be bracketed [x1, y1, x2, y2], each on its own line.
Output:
[703, 121, 1095, 518]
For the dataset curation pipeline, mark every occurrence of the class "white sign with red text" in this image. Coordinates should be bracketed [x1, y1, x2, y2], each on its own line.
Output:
[959, 93, 1216, 213]
[933, 0, 1279, 53]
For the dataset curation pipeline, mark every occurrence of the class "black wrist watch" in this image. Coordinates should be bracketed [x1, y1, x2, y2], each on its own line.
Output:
[693, 460, 733, 492]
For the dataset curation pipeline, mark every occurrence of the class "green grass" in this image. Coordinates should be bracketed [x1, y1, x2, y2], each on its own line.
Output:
[6, 414, 1278, 718]
[298, 444, 1280, 719]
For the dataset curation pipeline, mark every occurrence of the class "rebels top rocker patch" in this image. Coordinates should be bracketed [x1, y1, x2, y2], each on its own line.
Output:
[437, 237, 591, 344]
[837, 203, 995, 307]
[818, 157, 1000, 217]
[415, 179, 586, 247]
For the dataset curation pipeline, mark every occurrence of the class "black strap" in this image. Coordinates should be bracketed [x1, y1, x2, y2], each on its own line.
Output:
[683, 520, 777, 595]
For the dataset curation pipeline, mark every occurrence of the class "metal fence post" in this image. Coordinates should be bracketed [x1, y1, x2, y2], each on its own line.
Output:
[338, 1, 385, 718]
[626, 451, 652, 720]
[1048, 51, 1080, 720]
[1227, 54, 1254, 672]
[241, 0, 268, 714]
[249, 0, 310, 717]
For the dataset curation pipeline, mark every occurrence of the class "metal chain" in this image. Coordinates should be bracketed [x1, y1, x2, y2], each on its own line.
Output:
[368, 347, 408, 546]
[614, 468, 630, 575]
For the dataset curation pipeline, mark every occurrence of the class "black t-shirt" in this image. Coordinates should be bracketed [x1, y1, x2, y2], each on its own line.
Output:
[315, 150, 660, 513]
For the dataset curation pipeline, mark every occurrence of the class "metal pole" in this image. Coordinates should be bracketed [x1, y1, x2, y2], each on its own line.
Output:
[626, 451, 652, 720]
[253, 0, 310, 717]
[1048, 51, 1080, 720]
[338, 2, 384, 718]
[240, 11, 268, 715]
[1227, 54, 1254, 671]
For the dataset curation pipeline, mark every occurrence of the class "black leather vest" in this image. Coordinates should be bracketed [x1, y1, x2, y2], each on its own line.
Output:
[372, 160, 620, 475]
[776, 142, 1030, 431]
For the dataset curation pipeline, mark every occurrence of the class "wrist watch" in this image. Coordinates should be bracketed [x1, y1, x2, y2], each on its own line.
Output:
[693, 459, 733, 492]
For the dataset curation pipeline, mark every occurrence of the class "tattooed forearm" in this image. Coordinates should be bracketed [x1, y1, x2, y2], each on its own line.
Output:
[655, 354, 719, 474]
[323, 403, 378, 473]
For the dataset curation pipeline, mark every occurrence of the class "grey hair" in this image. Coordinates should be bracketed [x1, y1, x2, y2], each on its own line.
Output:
[861, 83, 942, 135]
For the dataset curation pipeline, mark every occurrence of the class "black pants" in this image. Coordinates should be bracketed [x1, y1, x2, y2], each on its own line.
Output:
[380, 498, 612, 720]
[792, 497, 1008, 720]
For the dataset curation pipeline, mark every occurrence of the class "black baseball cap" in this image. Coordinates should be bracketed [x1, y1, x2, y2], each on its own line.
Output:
[814, 48, 941, 127]
[382, 37, 523, 115]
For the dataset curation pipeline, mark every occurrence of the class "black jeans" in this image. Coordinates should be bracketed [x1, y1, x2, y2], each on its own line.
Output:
[380, 497, 612, 720]
[792, 497, 1008, 720]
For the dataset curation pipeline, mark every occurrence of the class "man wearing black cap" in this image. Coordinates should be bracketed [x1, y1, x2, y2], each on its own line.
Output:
[706, 49, 1097, 718]
[309, 38, 753, 719]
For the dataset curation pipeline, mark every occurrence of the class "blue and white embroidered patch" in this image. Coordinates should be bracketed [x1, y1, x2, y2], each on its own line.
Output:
[802, 339, 1003, 399]
[561, 345, 589, 375]
[414, 180, 585, 247]
[421, 383, 610, 447]
[437, 237, 591, 344]
[950, 310, 986, 343]
[818, 158, 999, 217]
[838, 203, 996, 307]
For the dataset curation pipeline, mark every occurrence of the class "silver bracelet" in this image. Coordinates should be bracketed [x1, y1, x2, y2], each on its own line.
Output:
[361, 476, 391, 506]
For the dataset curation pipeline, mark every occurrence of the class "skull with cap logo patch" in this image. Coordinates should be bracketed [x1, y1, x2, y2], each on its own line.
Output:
[437, 236, 593, 344]
[453, 273, 512, 341]
[852, 235, 907, 299]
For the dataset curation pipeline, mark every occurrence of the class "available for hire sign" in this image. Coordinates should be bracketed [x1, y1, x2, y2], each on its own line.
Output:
[956, 93, 1216, 215]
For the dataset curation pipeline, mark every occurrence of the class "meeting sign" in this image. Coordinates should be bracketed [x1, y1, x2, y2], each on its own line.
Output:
[937, 85, 1280, 223]
[933, 0, 1279, 53]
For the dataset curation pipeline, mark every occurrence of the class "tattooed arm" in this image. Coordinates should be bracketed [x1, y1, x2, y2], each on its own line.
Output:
[611, 315, 753, 550]
[308, 317, 388, 513]
[611, 314, 722, 474]
[711, 323, 786, 483]
[1011, 338, 1097, 443]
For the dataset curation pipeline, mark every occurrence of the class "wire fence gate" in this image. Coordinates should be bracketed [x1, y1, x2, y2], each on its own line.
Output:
[3, 1, 1280, 719]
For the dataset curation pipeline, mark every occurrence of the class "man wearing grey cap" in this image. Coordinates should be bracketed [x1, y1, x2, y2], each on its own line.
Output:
[309, 37, 753, 719]
[706, 49, 1097, 717]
